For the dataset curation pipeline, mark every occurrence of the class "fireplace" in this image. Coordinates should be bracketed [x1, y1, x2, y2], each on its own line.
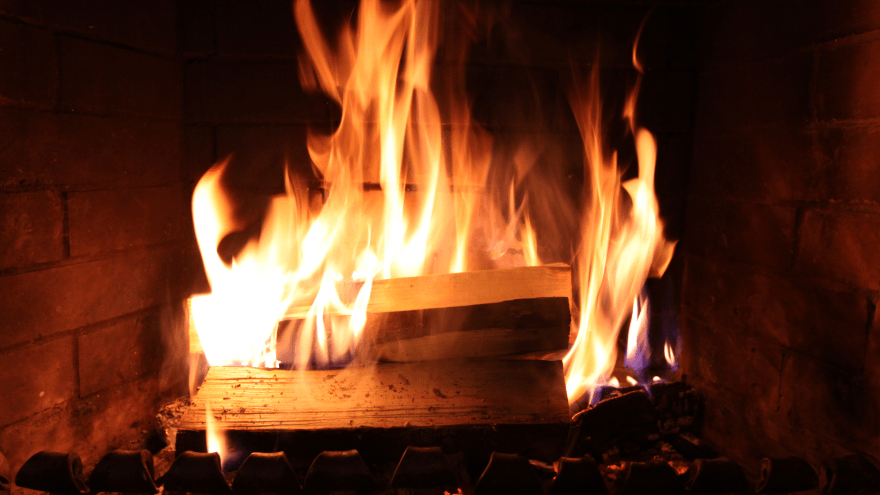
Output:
[2, 0, 878, 492]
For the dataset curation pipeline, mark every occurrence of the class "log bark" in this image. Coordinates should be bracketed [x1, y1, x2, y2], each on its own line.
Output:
[278, 264, 572, 363]
[177, 360, 571, 463]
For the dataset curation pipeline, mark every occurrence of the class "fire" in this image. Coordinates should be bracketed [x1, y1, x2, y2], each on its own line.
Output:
[190, 0, 543, 369]
[205, 403, 228, 468]
[561, 40, 677, 407]
[188, 0, 677, 411]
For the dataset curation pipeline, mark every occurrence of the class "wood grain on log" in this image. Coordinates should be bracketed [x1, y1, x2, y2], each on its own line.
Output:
[278, 264, 572, 362]
[283, 264, 571, 316]
[177, 360, 571, 462]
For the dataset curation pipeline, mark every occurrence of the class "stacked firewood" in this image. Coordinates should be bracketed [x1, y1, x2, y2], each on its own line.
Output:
[179, 264, 575, 463]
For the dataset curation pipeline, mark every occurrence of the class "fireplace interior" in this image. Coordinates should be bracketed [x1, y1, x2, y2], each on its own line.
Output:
[1, 0, 879, 493]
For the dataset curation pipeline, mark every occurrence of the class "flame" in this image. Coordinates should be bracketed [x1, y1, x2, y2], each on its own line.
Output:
[205, 403, 228, 468]
[190, 0, 544, 368]
[561, 48, 677, 407]
[188, 0, 678, 407]
[624, 288, 651, 380]
[664, 341, 676, 367]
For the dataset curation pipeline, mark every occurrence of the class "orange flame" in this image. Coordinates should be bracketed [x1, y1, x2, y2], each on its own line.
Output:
[205, 403, 228, 467]
[190, 0, 543, 368]
[562, 53, 676, 406]
[188, 0, 676, 412]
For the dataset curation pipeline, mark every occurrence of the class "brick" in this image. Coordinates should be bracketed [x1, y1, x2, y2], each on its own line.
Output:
[0, 337, 76, 426]
[183, 125, 216, 183]
[216, 0, 299, 57]
[185, 60, 329, 124]
[68, 186, 182, 257]
[0, 378, 172, 487]
[680, 317, 783, 413]
[803, 126, 880, 203]
[0, 20, 54, 106]
[0, 109, 181, 188]
[0, 191, 64, 270]
[795, 209, 880, 291]
[695, 54, 812, 132]
[722, 202, 796, 270]
[689, 377, 826, 472]
[78, 313, 163, 396]
[216, 125, 311, 189]
[779, 353, 880, 451]
[183, 243, 210, 296]
[0, 248, 182, 348]
[817, 40, 880, 121]
[700, 1, 799, 64]
[59, 36, 181, 118]
[682, 258, 870, 371]
[700, 0, 880, 65]
[0, 0, 177, 54]
[691, 128, 811, 202]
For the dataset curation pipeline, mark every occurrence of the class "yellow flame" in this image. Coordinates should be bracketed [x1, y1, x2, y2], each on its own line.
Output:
[625, 293, 650, 366]
[188, 0, 677, 404]
[664, 341, 676, 367]
[190, 0, 543, 368]
[205, 403, 228, 466]
[562, 52, 676, 406]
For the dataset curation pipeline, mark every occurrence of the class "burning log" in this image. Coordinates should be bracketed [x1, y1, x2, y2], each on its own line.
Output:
[278, 264, 572, 363]
[177, 359, 571, 463]
[650, 382, 700, 435]
[570, 390, 660, 458]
